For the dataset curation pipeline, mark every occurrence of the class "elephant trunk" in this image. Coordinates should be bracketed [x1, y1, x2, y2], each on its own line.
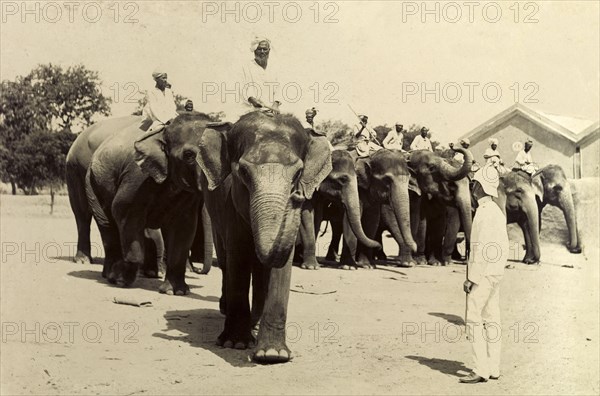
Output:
[524, 198, 541, 261]
[560, 184, 581, 252]
[439, 147, 473, 181]
[342, 178, 381, 249]
[456, 180, 473, 247]
[199, 204, 213, 274]
[390, 178, 417, 253]
[250, 190, 305, 269]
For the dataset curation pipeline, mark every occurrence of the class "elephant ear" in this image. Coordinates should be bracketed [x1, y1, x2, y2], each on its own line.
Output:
[408, 172, 421, 196]
[134, 129, 168, 183]
[197, 122, 233, 191]
[532, 172, 544, 202]
[355, 157, 371, 189]
[299, 135, 333, 200]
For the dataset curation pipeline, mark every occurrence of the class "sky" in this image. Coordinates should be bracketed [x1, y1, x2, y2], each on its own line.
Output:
[1, 0, 599, 142]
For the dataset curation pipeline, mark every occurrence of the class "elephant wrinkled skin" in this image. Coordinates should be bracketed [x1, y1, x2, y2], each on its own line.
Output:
[84, 113, 215, 292]
[197, 112, 332, 363]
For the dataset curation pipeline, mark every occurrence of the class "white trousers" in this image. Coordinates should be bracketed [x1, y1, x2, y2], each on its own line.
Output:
[466, 275, 502, 378]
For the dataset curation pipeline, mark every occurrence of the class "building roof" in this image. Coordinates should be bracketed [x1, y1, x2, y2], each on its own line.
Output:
[459, 103, 599, 145]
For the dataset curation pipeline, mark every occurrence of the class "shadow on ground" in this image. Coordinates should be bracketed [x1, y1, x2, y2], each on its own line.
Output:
[428, 312, 465, 326]
[66, 270, 215, 302]
[405, 355, 469, 378]
[153, 308, 257, 368]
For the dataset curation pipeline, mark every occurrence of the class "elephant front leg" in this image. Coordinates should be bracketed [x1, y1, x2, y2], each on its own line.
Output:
[218, 224, 254, 349]
[299, 201, 320, 270]
[254, 253, 293, 364]
[441, 207, 461, 266]
[354, 204, 379, 269]
[159, 206, 198, 296]
[558, 190, 582, 254]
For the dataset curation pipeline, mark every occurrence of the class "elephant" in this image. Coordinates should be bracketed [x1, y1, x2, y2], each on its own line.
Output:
[197, 111, 332, 363]
[66, 114, 213, 277]
[532, 165, 582, 254]
[400, 147, 474, 266]
[334, 149, 417, 269]
[84, 112, 215, 291]
[296, 149, 381, 270]
[496, 170, 541, 264]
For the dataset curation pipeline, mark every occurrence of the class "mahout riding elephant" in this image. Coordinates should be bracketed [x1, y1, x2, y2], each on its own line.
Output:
[66, 114, 213, 277]
[400, 148, 474, 266]
[532, 165, 582, 254]
[197, 111, 332, 363]
[85, 112, 215, 291]
[334, 149, 417, 269]
[296, 149, 381, 270]
[496, 170, 541, 264]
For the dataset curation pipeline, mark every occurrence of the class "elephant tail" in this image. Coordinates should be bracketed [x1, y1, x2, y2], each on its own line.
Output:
[85, 168, 111, 228]
[319, 220, 330, 238]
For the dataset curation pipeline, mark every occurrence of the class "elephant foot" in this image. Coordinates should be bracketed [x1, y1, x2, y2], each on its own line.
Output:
[427, 258, 441, 266]
[522, 257, 540, 265]
[217, 328, 255, 350]
[300, 258, 320, 270]
[107, 260, 138, 287]
[374, 251, 387, 261]
[74, 251, 91, 265]
[339, 264, 357, 271]
[158, 278, 190, 296]
[414, 255, 427, 266]
[254, 323, 292, 364]
[325, 251, 339, 262]
[357, 261, 374, 269]
[567, 244, 582, 254]
[397, 258, 415, 268]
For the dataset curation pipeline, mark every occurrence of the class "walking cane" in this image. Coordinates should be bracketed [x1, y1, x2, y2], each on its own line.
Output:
[464, 245, 470, 340]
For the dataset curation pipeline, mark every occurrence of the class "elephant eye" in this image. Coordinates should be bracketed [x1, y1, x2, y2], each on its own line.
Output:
[183, 149, 197, 164]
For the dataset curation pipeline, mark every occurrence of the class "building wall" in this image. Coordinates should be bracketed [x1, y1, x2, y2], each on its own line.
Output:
[468, 115, 576, 178]
[580, 133, 599, 177]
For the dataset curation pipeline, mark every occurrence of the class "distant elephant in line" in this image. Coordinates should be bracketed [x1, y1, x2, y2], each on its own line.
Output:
[532, 165, 582, 254]
[333, 149, 416, 269]
[66, 114, 213, 277]
[402, 148, 474, 266]
[296, 149, 381, 270]
[84, 112, 215, 291]
[496, 171, 541, 264]
[198, 112, 332, 363]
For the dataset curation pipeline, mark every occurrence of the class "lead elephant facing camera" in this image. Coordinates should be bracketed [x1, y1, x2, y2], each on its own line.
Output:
[198, 112, 332, 363]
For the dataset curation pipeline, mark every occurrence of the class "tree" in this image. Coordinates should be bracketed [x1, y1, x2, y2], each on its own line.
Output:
[13, 130, 76, 211]
[0, 63, 111, 195]
[315, 119, 353, 147]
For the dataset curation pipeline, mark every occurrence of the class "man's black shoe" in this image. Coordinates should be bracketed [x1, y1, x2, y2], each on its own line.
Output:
[459, 373, 488, 384]
[489, 375, 500, 380]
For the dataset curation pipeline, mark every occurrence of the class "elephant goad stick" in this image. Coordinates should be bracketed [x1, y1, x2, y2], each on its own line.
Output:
[113, 297, 153, 307]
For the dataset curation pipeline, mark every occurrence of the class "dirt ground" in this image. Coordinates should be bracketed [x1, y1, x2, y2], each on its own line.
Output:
[1, 183, 599, 395]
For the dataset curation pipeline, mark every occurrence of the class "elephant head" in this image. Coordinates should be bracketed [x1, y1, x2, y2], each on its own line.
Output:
[197, 112, 332, 269]
[500, 171, 541, 263]
[317, 150, 380, 250]
[133, 112, 215, 193]
[355, 149, 417, 252]
[407, 148, 474, 247]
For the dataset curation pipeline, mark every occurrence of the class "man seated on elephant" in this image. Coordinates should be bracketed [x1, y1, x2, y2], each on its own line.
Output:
[410, 127, 433, 151]
[304, 107, 333, 150]
[513, 139, 538, 175]
[354, 115, 382, 157]
[383, 122, 405, 151]
[141, 69, 179, 133]
[241, 37, 280, 115]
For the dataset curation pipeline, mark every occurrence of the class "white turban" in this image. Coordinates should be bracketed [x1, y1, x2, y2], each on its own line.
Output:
[152, 67, 167, 80]
[250, 37, 271, 52]
[488, 138, 498, 145]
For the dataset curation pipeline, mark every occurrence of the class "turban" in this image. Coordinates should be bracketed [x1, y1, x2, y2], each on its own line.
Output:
[460, 138, 470, 145]
[395, 122, 403, 126]
[525, 138, 533, 144]
[152, 67, 167, 80]
[305, 107, 317, 116]
[488, 138, 498, 145]
[250, 37, 271, 52]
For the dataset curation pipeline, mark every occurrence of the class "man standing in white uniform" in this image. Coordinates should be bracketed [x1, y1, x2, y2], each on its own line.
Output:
[460, 163, 509, 384]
